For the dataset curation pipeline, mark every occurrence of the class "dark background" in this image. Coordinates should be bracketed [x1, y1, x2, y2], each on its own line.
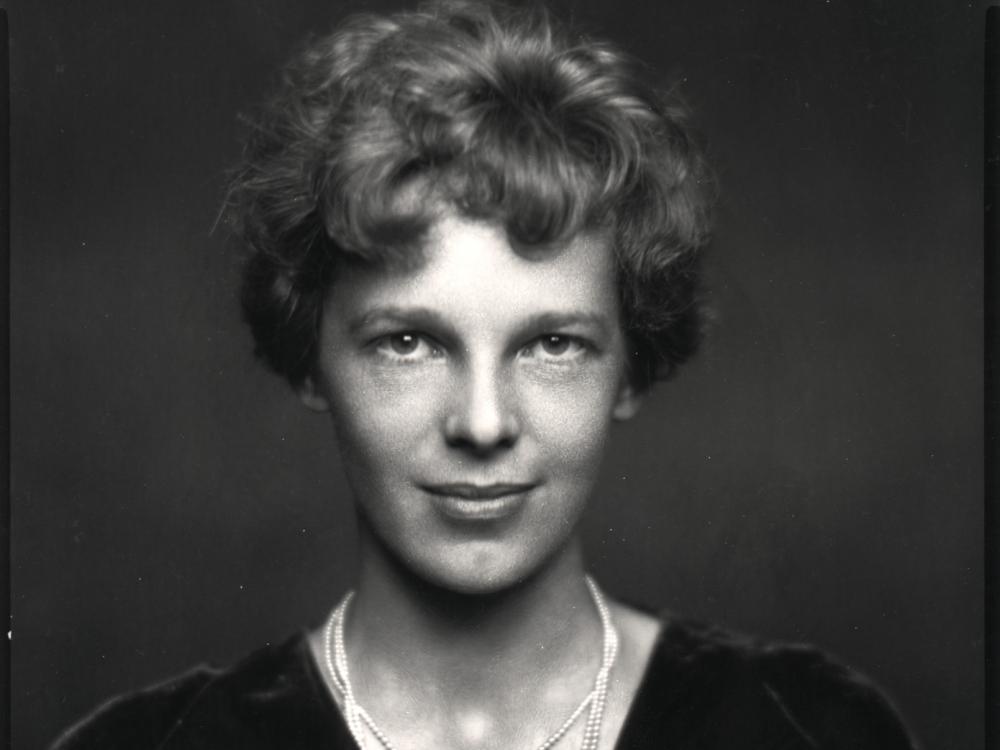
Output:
[10, 1, 985, 748]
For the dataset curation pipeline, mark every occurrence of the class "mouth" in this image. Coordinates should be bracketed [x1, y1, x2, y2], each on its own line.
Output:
[421, 483, 536, 521]
[422, 483, 536, 500]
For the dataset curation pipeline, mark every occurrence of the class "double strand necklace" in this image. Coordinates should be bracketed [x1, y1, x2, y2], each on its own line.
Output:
[323, 576, 618, 750]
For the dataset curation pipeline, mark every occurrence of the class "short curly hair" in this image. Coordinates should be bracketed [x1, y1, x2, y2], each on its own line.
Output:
[228, 0, 713, 390]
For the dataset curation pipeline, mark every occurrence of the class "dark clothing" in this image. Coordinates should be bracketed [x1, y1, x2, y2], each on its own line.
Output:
[52, 615, 917, 749]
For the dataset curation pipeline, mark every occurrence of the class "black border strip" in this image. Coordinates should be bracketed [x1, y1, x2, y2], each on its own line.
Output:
[985, 6, 998, 750]
[1, 8, 10, 750]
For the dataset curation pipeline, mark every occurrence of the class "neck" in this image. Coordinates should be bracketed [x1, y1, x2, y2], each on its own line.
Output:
[345, 526, 599, 701]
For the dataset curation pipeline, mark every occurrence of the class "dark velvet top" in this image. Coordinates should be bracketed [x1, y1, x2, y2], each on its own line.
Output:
[51, 615, 918, 749]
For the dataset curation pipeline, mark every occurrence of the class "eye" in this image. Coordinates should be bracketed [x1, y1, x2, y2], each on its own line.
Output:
[539, 335, 572, 356]
[373, 332, 442, 362]
[523, 334, 588, 361]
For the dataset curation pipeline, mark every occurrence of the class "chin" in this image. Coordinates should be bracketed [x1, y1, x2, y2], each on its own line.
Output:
[376, 533, 558, 599]
[410, 545, 536, 596]
[409, 530, 588, 601]
[360, 505, 582, 599]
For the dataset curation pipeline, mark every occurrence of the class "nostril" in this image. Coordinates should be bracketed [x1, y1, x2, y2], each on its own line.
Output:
[443, 377, 520, 452]
[444, 411, 520, 453]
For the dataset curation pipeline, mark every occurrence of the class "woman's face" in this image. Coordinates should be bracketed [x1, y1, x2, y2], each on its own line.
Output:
[301, 214, 640, 594]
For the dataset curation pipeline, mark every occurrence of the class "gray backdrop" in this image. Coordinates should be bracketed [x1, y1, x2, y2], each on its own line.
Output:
[11, 1, 985, 749]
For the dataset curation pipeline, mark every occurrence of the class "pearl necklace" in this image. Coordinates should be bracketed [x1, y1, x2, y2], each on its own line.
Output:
[323, 576, 618, 750]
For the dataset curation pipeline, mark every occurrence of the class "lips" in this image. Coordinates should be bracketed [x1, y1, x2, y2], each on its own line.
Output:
[421, 482, 536, 521]
[421, 483, 536, 500]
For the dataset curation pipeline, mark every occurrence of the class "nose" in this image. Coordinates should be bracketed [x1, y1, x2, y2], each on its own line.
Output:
[443, 359, 520, 454]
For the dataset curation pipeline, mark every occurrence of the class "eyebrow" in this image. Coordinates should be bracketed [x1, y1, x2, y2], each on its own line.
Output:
[347, 306, 453, 337]
[346, 306, 614, 338]
[518, 311, 614, 337]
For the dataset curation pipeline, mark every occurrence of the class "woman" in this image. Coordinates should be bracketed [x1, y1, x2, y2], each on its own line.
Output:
[53, 2, 917, 748]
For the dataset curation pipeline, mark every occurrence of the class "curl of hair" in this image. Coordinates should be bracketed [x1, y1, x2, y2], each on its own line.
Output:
[228, 0, 713, 390]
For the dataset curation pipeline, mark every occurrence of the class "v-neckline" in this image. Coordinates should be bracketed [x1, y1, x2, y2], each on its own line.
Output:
[298, 612, 679, 750]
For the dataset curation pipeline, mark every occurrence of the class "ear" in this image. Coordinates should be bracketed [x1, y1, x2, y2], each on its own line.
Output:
[612, 378, 643, 421]
[297, 375, 331, 413]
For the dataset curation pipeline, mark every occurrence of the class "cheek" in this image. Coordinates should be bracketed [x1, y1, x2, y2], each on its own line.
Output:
[326, 366, 444, 471]
[521, 370, 621, 468]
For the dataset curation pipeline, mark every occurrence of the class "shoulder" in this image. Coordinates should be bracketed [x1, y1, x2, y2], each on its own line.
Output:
[50, 665, 217, 750]
[751, 635, 917, 748]
[50, 633, 330, 750]
[641, 615, 919, 749]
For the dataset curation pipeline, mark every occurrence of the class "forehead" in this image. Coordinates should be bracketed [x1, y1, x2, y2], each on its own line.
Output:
[326, 215, 620, 325]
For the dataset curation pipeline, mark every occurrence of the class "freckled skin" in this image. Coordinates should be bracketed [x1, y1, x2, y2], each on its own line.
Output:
[300, 214, 639, 594]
